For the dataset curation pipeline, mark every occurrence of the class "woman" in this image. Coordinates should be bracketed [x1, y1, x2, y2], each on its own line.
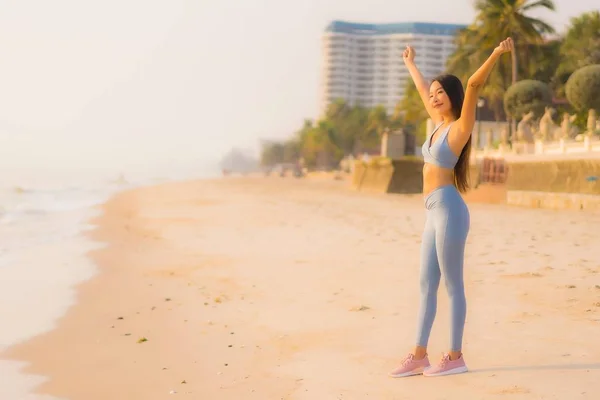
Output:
[390, 37, 514, 378]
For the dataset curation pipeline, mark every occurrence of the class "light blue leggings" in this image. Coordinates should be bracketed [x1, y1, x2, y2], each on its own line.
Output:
[416, 184, 470, 352]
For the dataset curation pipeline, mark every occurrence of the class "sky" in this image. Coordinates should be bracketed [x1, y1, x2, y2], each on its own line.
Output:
[0, 0, 597, 172]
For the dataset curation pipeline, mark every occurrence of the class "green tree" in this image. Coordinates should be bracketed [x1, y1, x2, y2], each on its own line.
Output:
[261, 98, 415, 170]
[300, 121, 343, 168]
[324, 99, 370, 155]
[473, 0, 556, 83]
[525, 39, 562, 84]
[565, 65, 600, 130]
[282, 138, 301, 163]
[553, 11, 600, 97]
[447, 0, 556, 126]
[397, 80, 430, 144]
[344, 105, 371, 153]
[504, 79, 553, 120]
[259, 141, 285, 166]
[446, 25, 510, 121]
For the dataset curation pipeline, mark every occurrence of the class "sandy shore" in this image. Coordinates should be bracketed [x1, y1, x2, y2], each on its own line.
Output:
[4, 176, 600, 399]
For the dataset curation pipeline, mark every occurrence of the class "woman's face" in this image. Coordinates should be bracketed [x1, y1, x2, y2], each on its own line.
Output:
[429, 80, 452, 117]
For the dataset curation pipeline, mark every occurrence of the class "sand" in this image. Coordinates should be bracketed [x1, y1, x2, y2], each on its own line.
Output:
[4, 176, 600, 399]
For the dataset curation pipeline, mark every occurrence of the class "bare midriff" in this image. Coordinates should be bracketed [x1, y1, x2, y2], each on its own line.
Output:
[422, 163, 455, 196]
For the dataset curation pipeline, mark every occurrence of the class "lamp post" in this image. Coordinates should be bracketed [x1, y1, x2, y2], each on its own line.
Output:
[476, 98, 485, 148]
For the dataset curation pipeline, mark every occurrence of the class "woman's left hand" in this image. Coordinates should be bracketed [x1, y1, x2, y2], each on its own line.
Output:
[494, 37, 514, 55]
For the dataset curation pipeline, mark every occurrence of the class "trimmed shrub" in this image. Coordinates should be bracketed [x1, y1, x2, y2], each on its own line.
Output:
[503, 79, 553, 119]
[565, 64, 600, 112]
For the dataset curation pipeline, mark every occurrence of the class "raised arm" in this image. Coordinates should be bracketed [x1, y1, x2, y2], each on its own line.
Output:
[402, 45, 442, 124]
[456, 37, 514, 145]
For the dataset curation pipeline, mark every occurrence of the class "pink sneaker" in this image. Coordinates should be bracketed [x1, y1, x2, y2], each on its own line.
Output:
[389, 353, 431, 378]
[423, 353, 468, 377]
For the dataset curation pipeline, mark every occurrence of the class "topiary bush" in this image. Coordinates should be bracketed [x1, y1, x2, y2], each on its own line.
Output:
[565, 64, 600, 113]
[504, 79, 553, 120]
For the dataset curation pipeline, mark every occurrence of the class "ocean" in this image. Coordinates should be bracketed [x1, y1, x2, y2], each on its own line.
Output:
[0, 162, 219, 399]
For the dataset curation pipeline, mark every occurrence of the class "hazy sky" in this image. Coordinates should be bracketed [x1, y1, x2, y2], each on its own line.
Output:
[0, 0, 596, 170]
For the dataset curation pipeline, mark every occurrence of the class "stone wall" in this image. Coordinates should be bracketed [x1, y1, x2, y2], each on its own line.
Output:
[388, 158, 424, 194]
[352, 157, 423, 194]
[507, 191, 600, 210]
[504, 159, 600, 210]
[353, 157, 482, 195]
[352, 155, 600, 210]
[506, 159, 600, 195]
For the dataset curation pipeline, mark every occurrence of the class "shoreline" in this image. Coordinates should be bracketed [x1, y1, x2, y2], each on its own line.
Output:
[3, 176, 600, 399]
[0, 200, 106, 400]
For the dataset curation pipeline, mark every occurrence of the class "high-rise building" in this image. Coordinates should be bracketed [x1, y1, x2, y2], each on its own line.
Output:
[319, 21, 467, 117]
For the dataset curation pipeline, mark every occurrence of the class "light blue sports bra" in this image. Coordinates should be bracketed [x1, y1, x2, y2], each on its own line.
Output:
[421, 122, 459, 169]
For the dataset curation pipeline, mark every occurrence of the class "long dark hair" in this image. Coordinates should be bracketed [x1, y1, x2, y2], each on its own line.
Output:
[433, 74, 471, 193]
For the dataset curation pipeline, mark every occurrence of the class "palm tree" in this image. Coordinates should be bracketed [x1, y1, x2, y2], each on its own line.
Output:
[367, 105, 396, 137]
[446, 25, 482, 84]
[395, 80, 431, 144]
[473, 0, 556, 84]
[447, 0, 556, 136]
[447, 26, 509, 121]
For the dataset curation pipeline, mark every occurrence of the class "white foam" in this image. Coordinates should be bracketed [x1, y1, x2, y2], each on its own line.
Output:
[0, 206, 100, 400]
[0, 162, 219, 399]
[0, 361, 58, 400]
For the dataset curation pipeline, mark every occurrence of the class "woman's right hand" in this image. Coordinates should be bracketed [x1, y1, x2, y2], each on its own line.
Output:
[402, 45, 415, 64]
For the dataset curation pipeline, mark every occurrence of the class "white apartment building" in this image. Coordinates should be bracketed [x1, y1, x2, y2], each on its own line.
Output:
[319, 21, 467, 117]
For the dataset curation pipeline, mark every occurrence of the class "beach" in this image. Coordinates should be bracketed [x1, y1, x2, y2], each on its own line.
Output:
[3, 176, 600, 399]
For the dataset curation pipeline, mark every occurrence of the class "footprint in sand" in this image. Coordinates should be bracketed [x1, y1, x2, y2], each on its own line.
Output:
[501, 272, 543, 279]
[491, 386, 530, 395]
[349, 305, 370, 312]
[566, 298, 579, 303]
[489, 261, 508, 266]
[512, 311, 541, 320]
